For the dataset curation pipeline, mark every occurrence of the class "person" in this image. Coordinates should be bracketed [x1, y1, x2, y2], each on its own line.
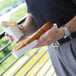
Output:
[5, 0, 76, 76]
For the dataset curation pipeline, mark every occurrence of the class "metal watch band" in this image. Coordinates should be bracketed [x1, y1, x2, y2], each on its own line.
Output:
[62, 26, 71, 38]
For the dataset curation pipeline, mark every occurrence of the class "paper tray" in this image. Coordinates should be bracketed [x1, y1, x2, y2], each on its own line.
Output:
[12, 40, 38, 58]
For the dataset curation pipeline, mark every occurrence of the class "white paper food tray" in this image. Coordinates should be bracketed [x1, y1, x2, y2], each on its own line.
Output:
[1, 21, 24, 42]
[12, 40, 38, 58]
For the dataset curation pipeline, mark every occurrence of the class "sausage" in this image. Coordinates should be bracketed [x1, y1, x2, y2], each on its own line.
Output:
[14, 22, 53, 51]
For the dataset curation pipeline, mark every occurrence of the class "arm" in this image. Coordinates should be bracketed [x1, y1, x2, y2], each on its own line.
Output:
[35, 16, 76, 47]
[65, 16, 76, 33]
[5, 13, 38, 42]
[23, 13, 38, 36]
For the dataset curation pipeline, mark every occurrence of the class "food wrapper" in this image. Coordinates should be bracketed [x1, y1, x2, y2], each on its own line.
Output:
[12, 40, 38, 58]
[1, 21, 24, 42]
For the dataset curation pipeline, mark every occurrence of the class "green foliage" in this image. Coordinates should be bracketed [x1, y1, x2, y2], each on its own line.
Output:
[0, 55, 16, 74]
[10, 5, 27, 21]
[0, 2, 28, 74]
[0, 0, 23, 10]
[0, 38, 16, 60]
[0, 4, 27, 59]
[0, 25, 4, 33]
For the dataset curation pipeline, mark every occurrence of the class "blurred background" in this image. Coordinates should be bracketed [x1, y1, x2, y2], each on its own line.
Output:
[0, 0, 27, 74]
[0, 0, 56, 76]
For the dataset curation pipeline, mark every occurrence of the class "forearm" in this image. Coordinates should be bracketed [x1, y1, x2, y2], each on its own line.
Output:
[65, 16, 76, 33]
[58, 16, 76, 39]
[23, 13, 38, 36]
[33, 16, 76, 47]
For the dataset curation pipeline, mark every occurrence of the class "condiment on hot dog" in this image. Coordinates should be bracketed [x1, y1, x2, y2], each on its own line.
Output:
[3, 21, 16, 28]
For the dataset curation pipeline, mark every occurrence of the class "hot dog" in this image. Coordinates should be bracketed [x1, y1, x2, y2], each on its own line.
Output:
[14, 22, 53, 51]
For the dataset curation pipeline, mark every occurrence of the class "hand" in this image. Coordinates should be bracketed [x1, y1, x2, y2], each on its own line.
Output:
[5, 25, 25, 43]
[35, 26, 65, 48]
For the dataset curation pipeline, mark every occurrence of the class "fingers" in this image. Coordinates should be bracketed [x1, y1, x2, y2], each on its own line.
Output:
[34, 42, 48, 48]
[18, 25, 24, 30]
[5, 25, 25, 43]
[18, 25, 25, 35]
[5, 33, 25, 43]
[34, 36, 50, 48]
[5, 33, 13, 42]
[16, 35, 25, 43]
[34, 31, 52, 48]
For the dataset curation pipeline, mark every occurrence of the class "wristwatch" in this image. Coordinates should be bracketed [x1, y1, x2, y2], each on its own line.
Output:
[62, 26, 71, 38]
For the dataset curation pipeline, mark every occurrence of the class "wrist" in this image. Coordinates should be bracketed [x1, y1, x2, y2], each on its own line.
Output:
[59, 27, 65, 38]
[23, 26, 30, 36]
[66, 16, 76, 33]
[59, 25, 72, 39]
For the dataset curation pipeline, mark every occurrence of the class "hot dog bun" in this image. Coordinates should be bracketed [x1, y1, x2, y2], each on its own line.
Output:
[14, 22, 53, 51]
